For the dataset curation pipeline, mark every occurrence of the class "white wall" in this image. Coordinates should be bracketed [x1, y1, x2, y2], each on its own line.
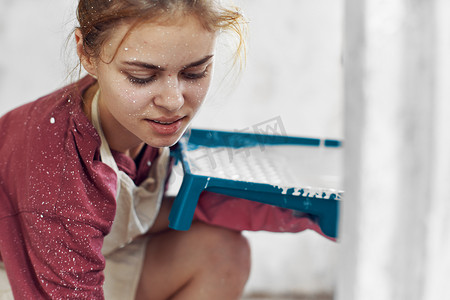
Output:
[195, 0, 343, 140]
[337, 0, 450, 299]
[0, 0, 77, 111]
[0, 0, 343, 296]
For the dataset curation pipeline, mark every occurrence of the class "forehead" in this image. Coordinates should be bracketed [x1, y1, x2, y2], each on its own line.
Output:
[101, 16, 217, 67]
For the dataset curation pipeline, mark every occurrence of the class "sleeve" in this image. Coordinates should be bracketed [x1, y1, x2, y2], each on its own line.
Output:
[20, 212, 106, 299]
[194, 191, 334, 240]
[0, 80, 114, 299]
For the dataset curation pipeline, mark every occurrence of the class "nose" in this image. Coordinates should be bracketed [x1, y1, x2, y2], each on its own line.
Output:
[153, 76, 184, 112]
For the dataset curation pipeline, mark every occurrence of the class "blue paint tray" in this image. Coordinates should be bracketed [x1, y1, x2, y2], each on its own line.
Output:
[168, 128, 343, 238]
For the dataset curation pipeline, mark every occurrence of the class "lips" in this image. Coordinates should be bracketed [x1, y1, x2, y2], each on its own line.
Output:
[152, 120, 176, 125]
[146, 116, 185, 135]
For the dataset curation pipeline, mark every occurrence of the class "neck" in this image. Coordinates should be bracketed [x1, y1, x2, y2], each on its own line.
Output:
[123, 144, 146, 160]
[82, 82, 99, 123]
[82, 83, 145, 160]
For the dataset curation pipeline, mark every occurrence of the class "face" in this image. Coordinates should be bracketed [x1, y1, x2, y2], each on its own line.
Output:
[85, 16, 216, 152]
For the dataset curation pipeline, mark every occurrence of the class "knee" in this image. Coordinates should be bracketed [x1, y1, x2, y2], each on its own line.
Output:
[192, 222, 251, 285]
[215, 227, 251, 280]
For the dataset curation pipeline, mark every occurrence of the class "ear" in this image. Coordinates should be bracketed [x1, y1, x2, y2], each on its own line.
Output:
[75, 28, 98, 78]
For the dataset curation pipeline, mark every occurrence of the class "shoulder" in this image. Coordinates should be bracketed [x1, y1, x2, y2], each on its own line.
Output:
[0, 76, 97, 151]
[0, 77, 99, 182]
[0, 76, 116, 214]
[0, 76, 96, 140]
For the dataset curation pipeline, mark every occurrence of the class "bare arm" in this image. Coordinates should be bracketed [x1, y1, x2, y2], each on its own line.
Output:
[147, 196, 174, 234]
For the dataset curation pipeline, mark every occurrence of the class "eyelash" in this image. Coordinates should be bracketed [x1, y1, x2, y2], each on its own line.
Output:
[128, 76, 156, 86]
[127, 70, 208, 86]
[182, 70, 208, 80]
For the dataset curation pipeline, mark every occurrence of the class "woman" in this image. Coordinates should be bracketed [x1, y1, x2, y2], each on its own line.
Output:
[0, 1, 326, 299]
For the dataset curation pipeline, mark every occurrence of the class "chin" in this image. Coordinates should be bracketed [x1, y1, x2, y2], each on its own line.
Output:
[147, 132, 185, 148]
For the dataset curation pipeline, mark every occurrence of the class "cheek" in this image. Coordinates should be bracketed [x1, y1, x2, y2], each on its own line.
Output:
[98, 66, 151, 111]
[118, 89, 145, 105]
[111, 86, 153, 113]
[186, 80, 211, 108]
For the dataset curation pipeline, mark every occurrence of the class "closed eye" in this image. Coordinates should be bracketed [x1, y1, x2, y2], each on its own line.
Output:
[181, 69, 208, 80]
[127, 75, 157, 86]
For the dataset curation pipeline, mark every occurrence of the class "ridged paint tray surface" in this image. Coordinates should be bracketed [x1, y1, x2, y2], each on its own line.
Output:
[168, 129, 343, 238]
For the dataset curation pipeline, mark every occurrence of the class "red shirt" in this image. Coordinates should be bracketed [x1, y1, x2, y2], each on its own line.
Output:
[0, 76, 325, 299]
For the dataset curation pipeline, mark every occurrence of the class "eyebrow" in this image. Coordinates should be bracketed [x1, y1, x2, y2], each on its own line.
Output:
[122, 55, 214, 71]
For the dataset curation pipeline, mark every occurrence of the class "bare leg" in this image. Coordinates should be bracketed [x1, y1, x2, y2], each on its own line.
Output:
[135, 221, 251, 300]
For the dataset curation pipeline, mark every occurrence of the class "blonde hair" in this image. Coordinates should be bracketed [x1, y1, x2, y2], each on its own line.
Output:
[76, 0, 247, 68]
